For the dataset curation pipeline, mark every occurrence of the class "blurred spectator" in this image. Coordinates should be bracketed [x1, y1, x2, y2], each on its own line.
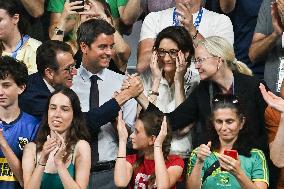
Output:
[114, 110, 184, 188]
[0, 56, 40, 188]
[15, 0, 46, 41]
[260, 81, 284, 189]
[187, 94, 269, 189]
[22, 88, 91, 189]
[249, 0, 284, 94]
[142, 0, 175, 13]
[0, 0, 42, 75]
[206, 0, 264, 79]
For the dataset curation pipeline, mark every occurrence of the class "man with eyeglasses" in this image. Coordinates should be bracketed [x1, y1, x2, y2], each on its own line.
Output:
[19, 40, 141, 129]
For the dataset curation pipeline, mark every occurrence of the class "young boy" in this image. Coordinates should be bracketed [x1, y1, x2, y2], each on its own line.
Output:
[0, 56, 40, 189]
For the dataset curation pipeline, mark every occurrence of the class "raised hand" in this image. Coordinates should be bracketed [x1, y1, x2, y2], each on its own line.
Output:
[39, 135, 57, 164]
[176, 3, 195, 33]
[259, 83, 284, 112]
[174, 51, 188, 82]
[62, 1, 84, 19]
[196, 141, 211, 163]
[150, 51, 162, 81]
[154, 116, 168, 147]
[271, 1, 284, 36]
[117, 111, 128, 142]
[53, 131, 67, 167]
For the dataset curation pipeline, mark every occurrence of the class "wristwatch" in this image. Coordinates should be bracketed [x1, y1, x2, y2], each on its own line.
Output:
[54, 27, 64, 35]
[148, 90, 159, 96]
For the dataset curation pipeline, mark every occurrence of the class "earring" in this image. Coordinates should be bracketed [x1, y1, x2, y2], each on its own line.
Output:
[217, 66, 220, 70]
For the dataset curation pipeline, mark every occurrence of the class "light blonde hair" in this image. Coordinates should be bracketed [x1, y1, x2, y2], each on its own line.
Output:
[198, 36, 253, 76]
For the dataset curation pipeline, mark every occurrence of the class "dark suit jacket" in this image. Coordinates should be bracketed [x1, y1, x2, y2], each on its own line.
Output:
[19, 72, 120, 131]
[19, 72, 50, 119]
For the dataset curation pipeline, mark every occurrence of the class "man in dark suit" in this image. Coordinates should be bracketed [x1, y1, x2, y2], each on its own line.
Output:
[19, 40, 142, 128]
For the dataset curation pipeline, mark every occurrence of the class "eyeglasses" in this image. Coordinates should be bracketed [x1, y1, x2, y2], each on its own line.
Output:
[63, 64, 76, 74]
[193, 56, 218, 65]
[156, 48, 179, 59]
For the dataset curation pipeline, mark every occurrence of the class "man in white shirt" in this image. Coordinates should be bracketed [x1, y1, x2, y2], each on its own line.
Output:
[72, 19, 137, 189]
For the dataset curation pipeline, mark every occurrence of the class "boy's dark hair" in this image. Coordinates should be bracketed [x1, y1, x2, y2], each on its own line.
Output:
[36, 40, 73, 76]
[0, 56, 28, 86]
[77, 19, 115, 47]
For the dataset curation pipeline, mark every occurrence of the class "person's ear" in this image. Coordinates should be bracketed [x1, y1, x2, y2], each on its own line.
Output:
[12, 14, 19, 25]
[17, 84, 26, 95]
[44, 68, 55, 81]
[148, 135, 156, 146]
[80, 42, 89, 54]
[239, 116, 246, 130]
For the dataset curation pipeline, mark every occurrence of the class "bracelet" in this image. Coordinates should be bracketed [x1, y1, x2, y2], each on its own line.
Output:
[38, 162, 46, 166]
[154, 145, 161, 148]
[148, 90, 159, 96]
[117, 156, 126, 159]
[192, 29, 199, 40]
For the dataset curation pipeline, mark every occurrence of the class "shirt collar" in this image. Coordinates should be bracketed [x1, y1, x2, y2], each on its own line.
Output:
[43, 78, 55, 93]
[78, 64, 106, 81]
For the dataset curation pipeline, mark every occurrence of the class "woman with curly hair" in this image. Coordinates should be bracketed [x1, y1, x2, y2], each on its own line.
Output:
[114, 109, 184, 188]
[22, 87, 91, 189]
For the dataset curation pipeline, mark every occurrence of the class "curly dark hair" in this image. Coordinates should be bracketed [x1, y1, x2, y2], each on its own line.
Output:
[35, 87, 90, 162]
[133, 109, 172, 186]
[0, 56, 28, 86]
[208, 94, 253, 157]
[153, 26, 195, 63]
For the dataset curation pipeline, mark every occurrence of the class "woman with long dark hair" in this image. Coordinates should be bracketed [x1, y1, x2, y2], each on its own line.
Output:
[187, 94, 268, 189]
[114, 110, 184, 188]
[22, 87, 91, 189]
[0, 0, 41, 74]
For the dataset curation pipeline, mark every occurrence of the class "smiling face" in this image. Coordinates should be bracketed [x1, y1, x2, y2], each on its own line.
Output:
[194, 44, 220, 80]
[130, 119, 154, 150]
[213, 108, 244, 143]
[51, 51, 77, 88]
[81, 33, 114, 73]
[47, 93, 73, 134]
[157, 38, 179, 73]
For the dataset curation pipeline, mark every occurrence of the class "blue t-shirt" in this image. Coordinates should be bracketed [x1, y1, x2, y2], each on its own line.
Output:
[0, 112, 40, 189]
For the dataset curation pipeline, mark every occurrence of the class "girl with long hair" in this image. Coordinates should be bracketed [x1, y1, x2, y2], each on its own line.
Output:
[114, 110, 184, 188]
[22, 87, 91, 189]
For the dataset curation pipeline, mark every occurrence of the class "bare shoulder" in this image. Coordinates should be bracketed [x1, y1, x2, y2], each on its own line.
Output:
[74, 140, 91, 155]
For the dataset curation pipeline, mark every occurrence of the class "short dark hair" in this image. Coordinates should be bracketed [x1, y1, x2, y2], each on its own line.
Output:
[77, 19, 115, 47]
[153, 26, 194, 62]
[0, 56, 28, 86]
[36, 40, 73, 76]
